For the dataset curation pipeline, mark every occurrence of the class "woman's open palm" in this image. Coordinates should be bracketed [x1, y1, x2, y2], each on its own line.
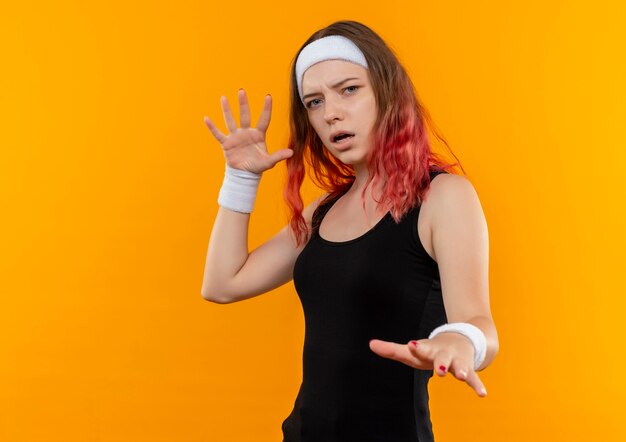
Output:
[203, 89, 293, 174]
[369, 334, 487, 398]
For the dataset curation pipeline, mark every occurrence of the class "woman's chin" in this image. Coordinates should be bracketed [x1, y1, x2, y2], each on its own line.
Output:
[325, 145, 368, 167]
[329, 144, 374, 165]
[331, 151, 353, 162]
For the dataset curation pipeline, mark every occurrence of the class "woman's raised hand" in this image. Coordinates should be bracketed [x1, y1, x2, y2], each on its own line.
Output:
[204, 89, 293, 175]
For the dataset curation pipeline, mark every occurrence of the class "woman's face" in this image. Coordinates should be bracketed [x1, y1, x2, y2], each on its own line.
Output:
[301, 60, 377, 167]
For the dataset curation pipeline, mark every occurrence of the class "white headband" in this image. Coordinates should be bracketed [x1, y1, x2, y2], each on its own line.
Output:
[295, 35, 369, 104]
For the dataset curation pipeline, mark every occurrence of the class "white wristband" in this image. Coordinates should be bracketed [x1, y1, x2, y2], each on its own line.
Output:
[217, 164, 262, 214]
[428, 322, 487, 371]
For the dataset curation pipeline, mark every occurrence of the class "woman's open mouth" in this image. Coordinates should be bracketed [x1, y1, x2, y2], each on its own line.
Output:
[331, 132, 355, 148]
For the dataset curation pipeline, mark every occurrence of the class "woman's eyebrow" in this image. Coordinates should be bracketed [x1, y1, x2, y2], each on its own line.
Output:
[302, 77, 360, 101]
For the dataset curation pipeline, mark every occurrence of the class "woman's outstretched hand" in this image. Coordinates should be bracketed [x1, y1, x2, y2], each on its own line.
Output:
[203, 89, 293, 174]
[369, 333, 487, 397]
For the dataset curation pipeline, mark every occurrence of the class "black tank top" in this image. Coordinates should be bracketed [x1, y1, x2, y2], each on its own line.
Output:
[282, 170, 448, 442]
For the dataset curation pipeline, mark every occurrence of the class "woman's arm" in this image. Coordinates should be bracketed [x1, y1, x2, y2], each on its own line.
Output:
[369, 173, 498, 397]
[201, 194, 328, 303]
[200, 90, 304, 303]
[428, 173, 499, 370]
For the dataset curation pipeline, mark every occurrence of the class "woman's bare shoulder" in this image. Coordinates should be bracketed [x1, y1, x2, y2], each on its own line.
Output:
[428, 173, 477, 199]
[424, 173, 485, 231]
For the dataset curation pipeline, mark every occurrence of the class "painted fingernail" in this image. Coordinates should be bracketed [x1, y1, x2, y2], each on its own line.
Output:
[410, 340, 418, 347]
[439, 365, 446, 374]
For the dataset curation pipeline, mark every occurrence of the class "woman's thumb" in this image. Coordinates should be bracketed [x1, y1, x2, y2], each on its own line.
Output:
[268, 148, 294, 166]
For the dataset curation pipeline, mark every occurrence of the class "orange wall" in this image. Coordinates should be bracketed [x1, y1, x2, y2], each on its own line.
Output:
[1, 1, 624, 440]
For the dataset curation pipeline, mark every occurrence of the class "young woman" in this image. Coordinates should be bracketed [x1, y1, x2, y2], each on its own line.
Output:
[202, 20, 498, 442]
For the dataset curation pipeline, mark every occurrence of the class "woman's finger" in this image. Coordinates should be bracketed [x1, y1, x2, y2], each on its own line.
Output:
[256, 94, 272, 133]
[220, 95, 238, 133]
[431, 348, 453, 378]
[238, 89, 251, 128]
[203, 115, 227, 145]
[408, 340, 429, 360]
[450, 361, 487, 397]
[369, 339, 430, 370]
[409, 340, 451, 377]
[464, 369, 487, 397]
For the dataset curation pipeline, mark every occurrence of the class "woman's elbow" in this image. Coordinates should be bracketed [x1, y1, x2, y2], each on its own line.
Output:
[201, 289, 234, 304]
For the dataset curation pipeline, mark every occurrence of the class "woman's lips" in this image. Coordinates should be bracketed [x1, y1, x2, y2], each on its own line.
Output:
[331, 134, 355, 150]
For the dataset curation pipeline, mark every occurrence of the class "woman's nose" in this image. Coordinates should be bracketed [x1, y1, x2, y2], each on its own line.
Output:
[323, 97, 343, 122]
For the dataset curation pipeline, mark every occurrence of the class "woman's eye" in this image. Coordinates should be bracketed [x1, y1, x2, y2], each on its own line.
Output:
[306, 99, 321, 108]
[306, 87, 359, 108]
